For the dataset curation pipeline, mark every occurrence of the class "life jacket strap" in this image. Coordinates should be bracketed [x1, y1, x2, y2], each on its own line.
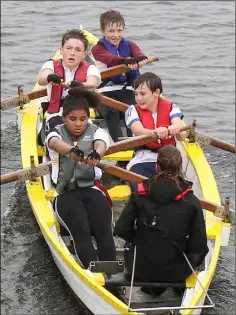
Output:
[137, 183, 148, 195]
[175, 187, 193, 200]
[94, 180, 113, 207]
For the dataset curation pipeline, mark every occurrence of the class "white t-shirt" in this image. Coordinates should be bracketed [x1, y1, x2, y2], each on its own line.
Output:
[46, 125, 110, 191]
[38, 60, 101, 120]
[91, 51, 133, 93]
[124, 103, 184, 170]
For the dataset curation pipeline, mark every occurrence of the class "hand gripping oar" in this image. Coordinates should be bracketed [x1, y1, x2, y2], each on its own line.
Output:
[99, 97, 236, 154]
[100, 56, 159, 79]
[1, 156, 234, 223]
[0, 56, 159, 110]
[0, 125, 191, 185]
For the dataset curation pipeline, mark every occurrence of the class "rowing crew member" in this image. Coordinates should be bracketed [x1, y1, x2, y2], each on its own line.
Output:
[46, 87, 116, 268]
[114, 145, 209, 295]
[125, 72, 186, 191]
[37, 29, 101, 143]
[91, 10, 148, 142]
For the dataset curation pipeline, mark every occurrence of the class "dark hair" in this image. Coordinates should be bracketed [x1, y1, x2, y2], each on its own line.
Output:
[100, 10, 125, 31]
[61, 29, 88, 51]
[150, 145, 183, 189]
[62, 87, 100, 117]
[134, 72, 163, 94]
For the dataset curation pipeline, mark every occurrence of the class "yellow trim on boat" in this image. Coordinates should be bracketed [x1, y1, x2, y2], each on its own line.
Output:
[179, 141, 222, 314]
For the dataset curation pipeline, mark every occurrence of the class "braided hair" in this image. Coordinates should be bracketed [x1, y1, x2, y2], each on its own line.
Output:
[62, 87, 100, 117]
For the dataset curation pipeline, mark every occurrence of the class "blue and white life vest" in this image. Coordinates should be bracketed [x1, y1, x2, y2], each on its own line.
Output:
[99, 37, 140, 86]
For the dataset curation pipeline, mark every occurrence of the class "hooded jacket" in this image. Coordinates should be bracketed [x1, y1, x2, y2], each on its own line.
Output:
[114, 176, 209, 283]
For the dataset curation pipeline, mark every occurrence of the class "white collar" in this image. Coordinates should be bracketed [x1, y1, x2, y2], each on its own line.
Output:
[62, 61, 79, 73]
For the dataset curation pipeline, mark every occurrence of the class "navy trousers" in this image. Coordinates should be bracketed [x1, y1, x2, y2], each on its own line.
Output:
[129, 162, 157, 192]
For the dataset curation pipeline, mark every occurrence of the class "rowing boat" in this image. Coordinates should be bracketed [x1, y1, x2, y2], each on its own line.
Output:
[15, 28, 231, 314]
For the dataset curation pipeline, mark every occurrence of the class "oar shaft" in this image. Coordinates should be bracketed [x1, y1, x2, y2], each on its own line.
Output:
[1, 171, 22, 185]
[105, 125, 191, 155]
[99, 95, 128, 112]
[195, 131, 235, 154]
[96, 162, 233, 220]
[100, 56, 159, 80]
[0, 155, 233, 222]
[1, 56, 159, 110]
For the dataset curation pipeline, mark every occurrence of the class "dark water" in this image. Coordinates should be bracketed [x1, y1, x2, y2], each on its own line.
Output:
[1, 1, 235, 314]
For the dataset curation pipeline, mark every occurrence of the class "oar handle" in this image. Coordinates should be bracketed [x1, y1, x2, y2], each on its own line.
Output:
[105, 125, 191, 156]
[100, 56, 159, 80]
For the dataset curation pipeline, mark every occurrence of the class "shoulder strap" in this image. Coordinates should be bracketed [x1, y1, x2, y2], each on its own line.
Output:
[175, 187, 193, 200]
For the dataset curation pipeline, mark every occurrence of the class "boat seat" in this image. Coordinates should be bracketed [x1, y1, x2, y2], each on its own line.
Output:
[37, 143, 133, 161]
[90, 261, 196, 289]
[108, 185, 131, 201]
[45, 185, 131, 202]
[103, 150, 133, 161]
[89, 261, 189, 289]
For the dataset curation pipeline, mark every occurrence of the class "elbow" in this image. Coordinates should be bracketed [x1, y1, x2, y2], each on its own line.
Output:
[37, 78, 47, 86]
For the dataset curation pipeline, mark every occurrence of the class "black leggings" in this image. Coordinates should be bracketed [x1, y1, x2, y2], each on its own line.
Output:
[54, 187, 116, 268]
[100, 89, 135, 142]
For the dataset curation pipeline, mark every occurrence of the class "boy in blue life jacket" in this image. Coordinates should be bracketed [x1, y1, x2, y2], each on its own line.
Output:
[92, 10, 148, 142]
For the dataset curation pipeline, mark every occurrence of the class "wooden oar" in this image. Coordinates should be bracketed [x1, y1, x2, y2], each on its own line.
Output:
[190, 131, 235, 154]
[0, 125, 190, 185]
[0, 56, 159, 110]
[1, 158, 234, 223]
[105, 125, 191, 155]
[100, 56, 159, 79]
[95, 162, 235, 223]
[99, 97, 236, 154]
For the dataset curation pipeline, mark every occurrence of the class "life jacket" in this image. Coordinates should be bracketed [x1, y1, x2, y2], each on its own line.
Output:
[99, 37, 140, 86]
[138, 182, 193, 199]
[135, 98, 176, 151]
[47, 59, 90, 114]
[54, 122, 97, 194]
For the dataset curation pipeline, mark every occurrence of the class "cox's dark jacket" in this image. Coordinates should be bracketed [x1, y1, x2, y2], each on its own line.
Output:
[114, 176, 209, 283]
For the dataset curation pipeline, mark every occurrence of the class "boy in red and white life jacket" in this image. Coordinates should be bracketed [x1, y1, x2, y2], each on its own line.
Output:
[91, 10, 148, 142]
[37, 29, 101, 143]
[125, 72, 186, 191]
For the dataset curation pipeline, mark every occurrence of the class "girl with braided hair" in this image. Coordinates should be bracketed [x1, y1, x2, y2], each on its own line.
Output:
[114, 145, 208, 294]
[46, 87, 116, 269]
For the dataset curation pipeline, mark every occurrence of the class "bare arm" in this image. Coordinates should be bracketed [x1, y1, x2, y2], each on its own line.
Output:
[48, 137, 72, 154]
[130, 120, 156, 136]
[37, 68, 53, 86]
[169, 117, 186, 141]
[83, 75, 100, 90]
[130, 120, 169, 139]
[93, 139, 107, 157]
